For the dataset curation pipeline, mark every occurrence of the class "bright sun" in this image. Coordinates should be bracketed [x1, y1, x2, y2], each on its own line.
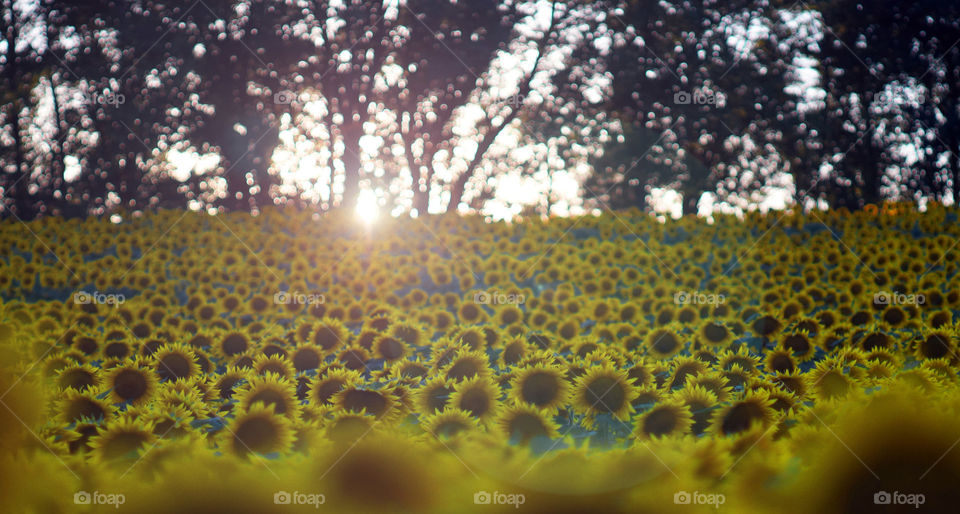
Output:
[355, 189, 379, 225]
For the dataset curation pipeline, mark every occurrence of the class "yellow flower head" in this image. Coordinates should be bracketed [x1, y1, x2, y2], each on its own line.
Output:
[508, 364, 570, 411]
[572, 364, 637, 420]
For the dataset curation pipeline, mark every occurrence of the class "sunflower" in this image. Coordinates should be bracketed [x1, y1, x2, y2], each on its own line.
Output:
[442, 349, 491, 382]
[64, 421, 102, 455]
[751, 314, 782, 338]
[858, 331, 892, 351]
[432, 310, 455, 332]
[625, 361, 654, 388]
[496, 404, 560, 444]
[421, 408, 478, 440]
[572, 364, 637, 420]
[763, 348, 796, 374]
[449, 376, 501, 423]
[790, 390, 960, 514]
[928, 310, 953, 328]
[42, 352, 72, 378]
[451, 326, 485, 351]
[721, 364, 753, 390]
[692, 347, 719, 366]
[861, 359, 898, 384]
[389, 322, 424, 348]
[187, 330, 218, 348]
[85, 416, 157, 463]
[572, 338, 602, 359]
[101, 339, 132, 360]
[260, 337, 289, 360]
[215, 330, 252, 358]
[389, 360, 430, 380]
[58, 388, 112, 425]
[457, 301, 485, 324]
[791, 315, 820, 337]
[71, 333, 99, 356]
[55, 363, 99, 391]
[103, 361, 157, 406]
[635, 399, 693, 438]
[235, 374, 300, 419]
[915, 330, 956, 360]
[528, 310, 550, 330]
[630, 383, 662, 414]
[415, 377, 456, 414]
[673, 385, 719, 435]
[309, 368, 362, 406]
[499, 337, 530, 367]
[333, 386, 398, 421]
[253, 354, 296, 380]
[508, 364, 570, 410]
[161, 375, 216, 404]
[711, 390, 777, 436]
[153, 343, 201, 382]
[556, 318, 580, 341]
[920, 357, 956, 383]
[354, 328, 382, 352]
[763, 387, 799, 414]
[666, 356, 708, 389]
[372, 334, 409, 362]
[893, 368, 943, 394]
[337, 347, 372, 371]
[806, 358, 855, 400]
[208, 368, 247, 403]
[223, 403, 294, 456]
[193, 348, 214, 375]
[698, 320, 734, 347]
[310, 318, 350, 353]
[495, 305, 524, 327]
[779, 330, 816, 361]
[643, 326, 685, 359]
[230, 350, 257, 370]
[290, 342, 324, 372]
[768, 372, 808, 400]
[482, 325, 505, 349]
[718, 346, 761, 373]
[879, 305, 907, 327]
[324, 411, 379, 445]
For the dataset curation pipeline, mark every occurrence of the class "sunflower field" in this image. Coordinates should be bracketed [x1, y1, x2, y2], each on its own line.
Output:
[1, 204, 959, 513]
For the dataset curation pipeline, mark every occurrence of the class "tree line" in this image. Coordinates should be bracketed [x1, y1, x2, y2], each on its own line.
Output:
[1, 0, 958, 220]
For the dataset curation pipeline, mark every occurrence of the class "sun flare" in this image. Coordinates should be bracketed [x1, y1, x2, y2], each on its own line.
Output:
[356, 189, 380, 226]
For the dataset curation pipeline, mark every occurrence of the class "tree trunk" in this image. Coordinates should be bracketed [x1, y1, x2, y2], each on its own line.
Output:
[445, 0, 558, 214]
[857, 140, 882, 208]
[340, 131, 361, 211]
[5, 1, 31, 218]
[682, 190, 699, 217]
[49, 75, 64, 184]
[402, 132, 430, 215]
[953, 149, 960, 207]
[412, 182, 429, 215]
